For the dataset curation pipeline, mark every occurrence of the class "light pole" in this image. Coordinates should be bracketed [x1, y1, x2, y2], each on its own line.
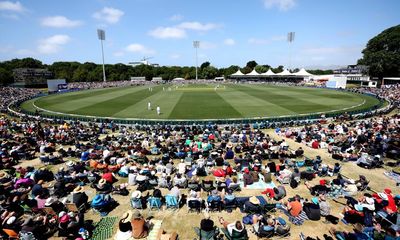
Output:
[97, 29, 106, 82]
[287, 32, 295, 71]
[193, 40, 200, 81]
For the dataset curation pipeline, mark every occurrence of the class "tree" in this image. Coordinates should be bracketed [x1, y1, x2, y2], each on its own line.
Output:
[246, 60, 258, 69]
[255, 65, 268, 74]
[358, 25, 400, 78]
[0, 67, 13, 85]
[200, 61, 210, 70]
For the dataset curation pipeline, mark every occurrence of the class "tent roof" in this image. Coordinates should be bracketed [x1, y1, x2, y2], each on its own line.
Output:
[231, 69, 244, 76]
[246, 69, 260, 76]
[261, 69, 276, 76]
[276, 69, 291, 75]
[293, 68, 312, 76]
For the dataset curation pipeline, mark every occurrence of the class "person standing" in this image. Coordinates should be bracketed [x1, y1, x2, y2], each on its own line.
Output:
[148, 102, 151, 110]
[156, 106, 160, 115]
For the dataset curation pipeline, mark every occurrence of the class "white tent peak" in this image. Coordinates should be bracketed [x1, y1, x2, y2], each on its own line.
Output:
[276, 69, 291, 75]
[294, 68, 312, 76]
[261, 69, 276, 76]
[246, 69, 260, 76]
[231, 69, 244, 76]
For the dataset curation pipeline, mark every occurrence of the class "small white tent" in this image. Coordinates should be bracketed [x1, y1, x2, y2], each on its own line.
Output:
[261, 69, 276, 76]
[231, 69, 244, 76]
[276, 69, 291, 76]
[246, 69, 260, 76]
[293, 68, 312, 76]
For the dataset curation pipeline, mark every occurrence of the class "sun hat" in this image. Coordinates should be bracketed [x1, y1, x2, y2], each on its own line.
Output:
[311, 197, 319, 205]
[58, 211, 67, 218]
[249, 196, 260, 205]
[0, 172, 9, 179]
[132, 210, 141, 219]
[378, 193, 388, 201]
[66, 161, 74, 167]
[73, 186, 85, 193]
[384, 188, 392, 195]
[203, 212, 210, 219]
[131, 191, 141, 199]
[6, 216, 16, 225]
[45, 197, 57, 206]
[121, 211, 133, 223]
[98, 179, 106, 186]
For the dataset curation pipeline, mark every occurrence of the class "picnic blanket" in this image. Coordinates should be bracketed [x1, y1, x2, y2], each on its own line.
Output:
[384, 171, 400, 184]
[148, 219, 163, 240]
[90, 216, 118, 240]
[238, 173, 276, 190]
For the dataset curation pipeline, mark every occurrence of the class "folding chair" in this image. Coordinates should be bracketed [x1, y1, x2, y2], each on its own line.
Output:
[130, 197, 143, 209]
[165, 195, 179, 210]
[207, 200, 223, 212]
[66, 203, 79, 212]
[43, 206, 56, 216]
[3, 229, 19, 239]
[188, 200, 202, 213]
[147, 197, 162, 210]
[224, 198, 237, 212]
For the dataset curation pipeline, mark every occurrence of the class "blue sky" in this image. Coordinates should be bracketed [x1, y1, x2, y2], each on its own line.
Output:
[0, 0, 399, 69]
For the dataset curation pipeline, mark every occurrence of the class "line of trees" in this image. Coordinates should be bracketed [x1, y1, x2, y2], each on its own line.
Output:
[0, 57, 333, 85]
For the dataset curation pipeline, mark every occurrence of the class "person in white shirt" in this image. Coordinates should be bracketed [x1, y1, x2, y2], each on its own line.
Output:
[178, 159, 186, 174]
[156, 106, 160, 115]
[147, 102, 151, 110]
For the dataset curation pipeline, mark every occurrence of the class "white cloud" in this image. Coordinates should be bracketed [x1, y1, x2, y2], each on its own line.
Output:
[263, 0, 296, 11]
[37, 34, 70, 54]
[177, 21, 220, 31]
[113, 51, 125, 57]
[170, 54, 181, 59]
[248, 38, 270, 45]
[41, 16, 82, 28]
[199, 41, 217, 49]
[169, 14, 183, 21]
[0, 1, 24, 12]
[93, 7, 124, 24]
[148, 27, 186, 39]
[224, 38, 235, 46]
[16, 49, 35, 55]
[125, 43, 155, 55]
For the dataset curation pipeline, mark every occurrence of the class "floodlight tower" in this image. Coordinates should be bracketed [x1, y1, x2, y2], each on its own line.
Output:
[287, 32, 295, 71]
[97, 29, 106, 82]
[193, 40, 200, 81]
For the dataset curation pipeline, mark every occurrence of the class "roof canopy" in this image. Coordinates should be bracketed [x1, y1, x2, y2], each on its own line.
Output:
[276, 69, 291, 76]
[261, 69, 276, 76]
[246, 69, 260, 76]
[293, 68, 312, 76]
[231, 69, 244, 76]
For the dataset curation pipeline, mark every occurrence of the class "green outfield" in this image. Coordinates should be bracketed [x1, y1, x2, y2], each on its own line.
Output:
[21, 84, 381, 120]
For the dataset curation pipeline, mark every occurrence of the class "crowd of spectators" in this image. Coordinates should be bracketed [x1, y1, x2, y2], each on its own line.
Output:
[0, 83, 399, 239]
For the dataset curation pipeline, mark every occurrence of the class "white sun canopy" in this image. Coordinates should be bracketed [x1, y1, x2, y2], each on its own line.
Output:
[276, 69, 291, 76]
[231, 69, 244, 76]
[293, 68, 312, 76]
[246, 69, 260, 76]
[261, 69, 276, 76]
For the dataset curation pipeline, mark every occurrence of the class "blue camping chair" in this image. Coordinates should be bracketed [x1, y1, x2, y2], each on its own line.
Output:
[165, 195, 179, 210]
[130, 197, 143, 209]
[295, 160, 305, 168]
[148, 197, 162, 210]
